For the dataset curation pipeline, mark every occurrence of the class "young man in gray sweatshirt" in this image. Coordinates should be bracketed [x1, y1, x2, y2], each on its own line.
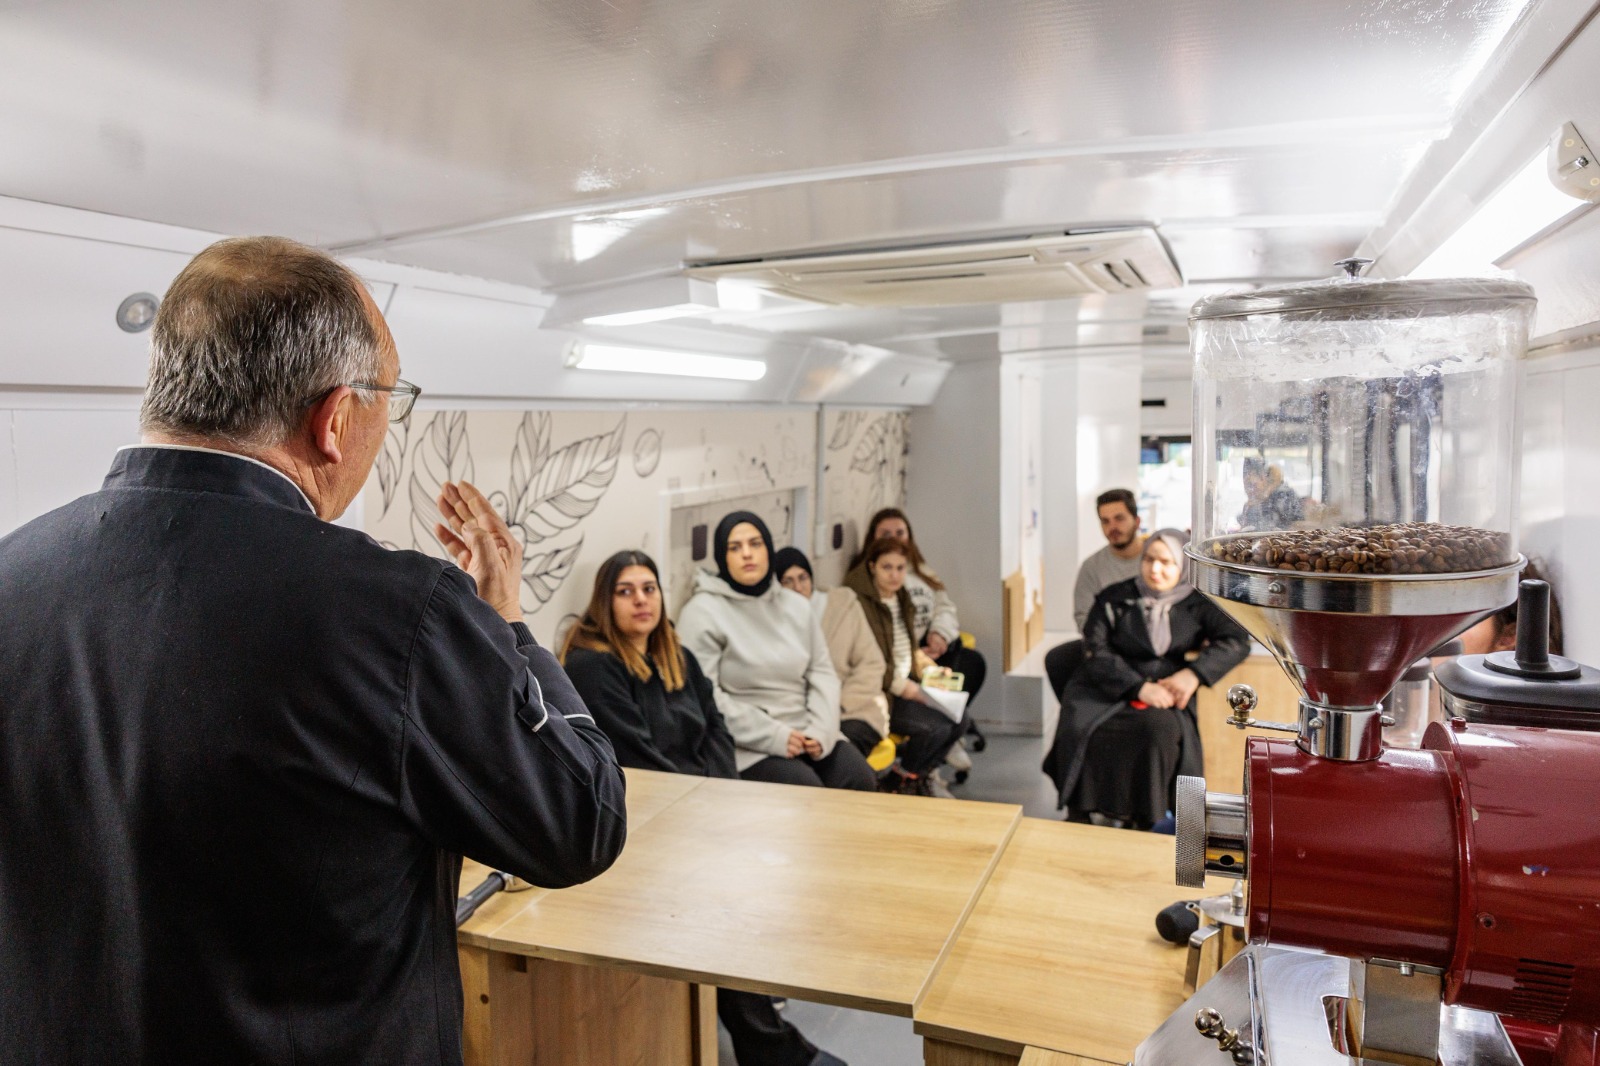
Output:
[1045, 489, 1147, 698]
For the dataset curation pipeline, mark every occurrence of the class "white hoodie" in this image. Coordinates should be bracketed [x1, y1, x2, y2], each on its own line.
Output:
[675, 569, 842, 771]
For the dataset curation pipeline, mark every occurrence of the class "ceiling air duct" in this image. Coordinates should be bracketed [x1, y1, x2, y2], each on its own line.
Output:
[686, 228, 1182, 309]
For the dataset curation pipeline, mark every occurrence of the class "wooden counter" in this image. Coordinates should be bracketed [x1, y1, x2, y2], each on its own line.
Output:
[478, 775, 1024, 1013]
[457, 767, 705, 944]
[914, 817, 1219, 1063]
[458, 769, 1209, 1066]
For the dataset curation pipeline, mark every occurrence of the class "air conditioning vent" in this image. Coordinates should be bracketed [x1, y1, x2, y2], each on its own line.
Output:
[686, 229, 1182, 309]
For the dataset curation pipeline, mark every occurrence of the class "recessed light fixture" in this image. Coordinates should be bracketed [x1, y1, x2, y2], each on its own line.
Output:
[565, 342, 767, 381]
[581, 302, 719, 327]
[116, 292, 159, 333]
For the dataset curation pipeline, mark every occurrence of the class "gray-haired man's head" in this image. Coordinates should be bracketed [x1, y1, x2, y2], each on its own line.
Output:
[140, 236, 387, 447]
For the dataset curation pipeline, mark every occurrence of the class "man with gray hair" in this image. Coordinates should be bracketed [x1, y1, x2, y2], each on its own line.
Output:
[0, 237, 627, 1064]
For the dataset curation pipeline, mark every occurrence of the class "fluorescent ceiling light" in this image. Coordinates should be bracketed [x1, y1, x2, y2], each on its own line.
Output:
[581, 302, 717, 326]
[1413, 152, 1586, 277]
[567, 343, 767, 381]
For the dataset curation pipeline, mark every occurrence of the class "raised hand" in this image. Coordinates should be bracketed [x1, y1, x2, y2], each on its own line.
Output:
[435, 480, 526, 623]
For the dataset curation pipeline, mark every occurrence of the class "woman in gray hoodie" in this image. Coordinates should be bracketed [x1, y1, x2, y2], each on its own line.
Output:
[675, 511, 876, 791]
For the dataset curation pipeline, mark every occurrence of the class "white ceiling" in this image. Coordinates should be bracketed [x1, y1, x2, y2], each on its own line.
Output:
[0, 0, 1540, 366]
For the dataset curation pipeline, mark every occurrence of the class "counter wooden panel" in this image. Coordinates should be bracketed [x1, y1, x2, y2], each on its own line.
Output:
[458, 769, 713, 1066]
[914, 817, 1218, 1062]
[480, 776, 1024, 1014]
[457, 768, 705, 946]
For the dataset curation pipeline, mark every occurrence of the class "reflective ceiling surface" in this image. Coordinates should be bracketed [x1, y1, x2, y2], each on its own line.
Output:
[0, 0, 1538, 362]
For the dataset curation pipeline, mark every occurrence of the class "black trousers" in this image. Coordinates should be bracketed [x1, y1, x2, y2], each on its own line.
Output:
[841, 701, 965, 777]
[718, 988, 819, 1066]
[1044, 639, 1085, 700]
[740, 741, 876, 791]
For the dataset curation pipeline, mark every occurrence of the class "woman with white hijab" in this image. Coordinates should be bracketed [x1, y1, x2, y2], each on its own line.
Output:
[1041, 529, 1250, 829]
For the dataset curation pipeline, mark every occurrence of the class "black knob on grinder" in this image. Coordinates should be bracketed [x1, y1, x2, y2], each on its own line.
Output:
[1156, 900, 1200, 944]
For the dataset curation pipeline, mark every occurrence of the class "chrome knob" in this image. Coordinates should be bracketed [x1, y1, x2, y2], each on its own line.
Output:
[1195, 1007, 1254, 1064]
[1226, 684, 1257, 724]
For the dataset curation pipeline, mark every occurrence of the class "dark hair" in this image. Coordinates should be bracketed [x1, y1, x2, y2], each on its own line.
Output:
[771, 546, 812, 582]
[141, 236, 385, 446]
[861, 536, 910, 572]
[1488, 558, 1564, 656]
[1095, 489, 1138, 517]
[850, 507, 944, 590]
[560, 550, 687, 691]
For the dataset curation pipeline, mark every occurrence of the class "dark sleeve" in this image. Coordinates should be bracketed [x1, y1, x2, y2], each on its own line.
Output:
[1075, 592, 1149, 702]
[1186, 595, 1253, 687]
[684, 648, 738, 779]
[398, 567, 627, 888]
[564, 648, 682, 775]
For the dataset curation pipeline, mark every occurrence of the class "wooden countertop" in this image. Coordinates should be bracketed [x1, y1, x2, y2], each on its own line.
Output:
[913, 817, 1216, 1061]
[458, 768, 707, 941]
[470, 774, 1023, 1015]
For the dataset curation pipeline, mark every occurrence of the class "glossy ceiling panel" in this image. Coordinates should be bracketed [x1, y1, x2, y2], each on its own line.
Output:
[0, 0, 1527, 248]
[372, 140, 1422, 290]
[0, 0, 1540, 370]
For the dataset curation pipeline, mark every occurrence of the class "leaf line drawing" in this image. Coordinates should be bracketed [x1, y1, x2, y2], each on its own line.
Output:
[490, 412, 627, 611]
[500, 413, 626, 544]
[848, 413, 907, 513]
[523, 538, 584, 608]
[827, 410, 866, 451]
[408, 413, 475, 554]
[375, 418, 411, 519]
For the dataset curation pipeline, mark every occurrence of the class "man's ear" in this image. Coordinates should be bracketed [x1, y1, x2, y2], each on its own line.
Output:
[306, 386, 354, 464]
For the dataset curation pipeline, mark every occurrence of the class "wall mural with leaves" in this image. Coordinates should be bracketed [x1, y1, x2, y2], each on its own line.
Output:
[364, 407, 901, 647]
[815, 408, 910, 589]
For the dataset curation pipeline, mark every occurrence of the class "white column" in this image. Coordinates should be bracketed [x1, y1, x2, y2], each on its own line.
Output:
[1041, 353, 1143, 634]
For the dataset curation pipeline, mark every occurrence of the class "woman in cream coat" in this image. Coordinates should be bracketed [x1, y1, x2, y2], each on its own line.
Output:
[772, 546, 890, 758]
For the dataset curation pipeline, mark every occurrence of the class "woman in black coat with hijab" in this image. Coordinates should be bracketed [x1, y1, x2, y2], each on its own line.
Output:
[1042, 529, 1250, 829]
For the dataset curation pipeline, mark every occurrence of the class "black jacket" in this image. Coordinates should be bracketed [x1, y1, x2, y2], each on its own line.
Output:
[563, 645, 738, 779]
[0, 447, 627, 1065]
[1043, 578, 1249, 804]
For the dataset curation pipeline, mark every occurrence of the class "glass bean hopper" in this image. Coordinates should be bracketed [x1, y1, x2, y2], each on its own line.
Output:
[1187, 259, 1535, 760]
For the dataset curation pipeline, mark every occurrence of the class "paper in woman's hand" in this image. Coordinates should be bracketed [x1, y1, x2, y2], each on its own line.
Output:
[919, 685, 969, 723]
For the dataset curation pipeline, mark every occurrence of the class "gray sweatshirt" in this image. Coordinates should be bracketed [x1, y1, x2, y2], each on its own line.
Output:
[903, 569, 960, 644]
[675, 570, 843, 771]
[1072, 542, 1146, 631]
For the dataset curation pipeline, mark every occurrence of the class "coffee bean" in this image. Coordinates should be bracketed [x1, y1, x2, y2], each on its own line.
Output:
[1206, 522, 1511, 576]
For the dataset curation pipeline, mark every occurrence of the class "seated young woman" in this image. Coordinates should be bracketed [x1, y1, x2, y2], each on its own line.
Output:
[771, 546, 891, 762]
[842, 536, 968, 793]
[559, 550, 847, 1066]
[852, 507, 987, 702]
[675, 511, 876, 792]
[1042, 529, 1250, 829]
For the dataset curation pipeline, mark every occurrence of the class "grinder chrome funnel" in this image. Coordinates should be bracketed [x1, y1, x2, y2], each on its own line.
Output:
[1189, 550, 1521, 759]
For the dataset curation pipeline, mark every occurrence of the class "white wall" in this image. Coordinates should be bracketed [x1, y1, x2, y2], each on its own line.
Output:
[1519, 346, 1600, 665]
[1040, 354, 1143, 634]
[907, 361, 1004, 722]
[0, 395, 142, 536]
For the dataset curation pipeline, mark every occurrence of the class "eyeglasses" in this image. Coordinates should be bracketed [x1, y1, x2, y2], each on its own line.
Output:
[348, 378, 421, 423]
